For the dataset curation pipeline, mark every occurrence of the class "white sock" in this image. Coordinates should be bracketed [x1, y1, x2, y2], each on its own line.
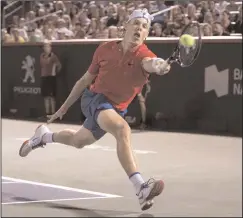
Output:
[129, 172, 145, 195]
[42, 132, 54, 144]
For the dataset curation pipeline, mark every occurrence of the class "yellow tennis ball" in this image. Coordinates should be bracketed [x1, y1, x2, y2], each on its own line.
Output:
[179, 34, 195, 47]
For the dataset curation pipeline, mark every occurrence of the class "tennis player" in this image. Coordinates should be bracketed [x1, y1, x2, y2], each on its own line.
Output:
[19, 9, 171, 211]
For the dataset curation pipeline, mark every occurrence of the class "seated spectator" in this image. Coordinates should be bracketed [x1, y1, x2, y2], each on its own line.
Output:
[226, 0, 239, 12]
[95, 17, 109, 39]
[107, 13, 119, 27]
[212, 22, 229, 36]
[234, 6, 242, 34]
[45, 28, 56, 40]
[56, 18, 74, 38]
[215, 1, 228, 14]
[203, 11, 214, 25]
[25, 11, 36, 32]
[12, 28, 25, 43]
[221, 10, 235, 34]
[187, 3, 198, 21]
[54, 1, 66, 13]
[73, 22, 86, 39]
[63, 14, 72, 29]
[2, 0, 242, 42]
[108, 25, 118, 38]
[202, 23, 213, 36]
[87, 18, 98, 38]
[150, 23, 163, 37]
[88, 1, 100, 19]
[12, 15, 19, 27]
[78, 9, 91, 30]
[18, 18, 29, 41]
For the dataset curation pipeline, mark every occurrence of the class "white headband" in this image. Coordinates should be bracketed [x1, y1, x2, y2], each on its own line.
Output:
[127, 9, 154, 23]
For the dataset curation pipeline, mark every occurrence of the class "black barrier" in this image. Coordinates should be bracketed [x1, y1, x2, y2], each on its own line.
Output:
[2, 38, 242, 136]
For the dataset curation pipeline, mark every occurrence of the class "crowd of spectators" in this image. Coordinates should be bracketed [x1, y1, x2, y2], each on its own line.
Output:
[2, 0, 242, 43]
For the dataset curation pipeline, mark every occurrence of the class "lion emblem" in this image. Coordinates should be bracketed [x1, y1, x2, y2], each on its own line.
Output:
[22, 55, 35, 83]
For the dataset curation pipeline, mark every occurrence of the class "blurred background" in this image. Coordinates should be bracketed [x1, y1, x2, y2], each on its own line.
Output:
[1, 0, 242, 43]
[1, 0, 242, 137]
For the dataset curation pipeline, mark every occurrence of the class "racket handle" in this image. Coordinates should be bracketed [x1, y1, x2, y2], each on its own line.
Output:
[160, 58, 170, 71]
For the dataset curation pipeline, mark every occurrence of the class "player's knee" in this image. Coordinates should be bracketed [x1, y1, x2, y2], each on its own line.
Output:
[71, 136, 93, 149]
[114, 121, 131, 139]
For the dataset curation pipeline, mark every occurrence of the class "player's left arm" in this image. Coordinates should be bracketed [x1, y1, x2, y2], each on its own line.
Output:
[141, 57, 171, 75]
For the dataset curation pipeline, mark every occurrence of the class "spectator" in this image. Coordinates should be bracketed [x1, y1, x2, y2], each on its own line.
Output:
[98, 4, 106, 17]
[73, 22, 86, 39]
[202, 23, 213, 36]
[226, 0, 239, 12]
[12, 15, 19, 26]
[107, 13, 119, 27]
[87, 18, 98, 38]
[63, 14, 72, 29]
[152, 0, 167, 25]
[151, 23, 163, 37]
[11, 28, 25, 43]
[221, 10, 234, 34]
[212, 22, 229, 36]
[45, 28, 56, 40]
[54, 1, 66, 13]
[28, 23, 44, 42]
[40, 40, 62, 117]
[117, 4, 127, 26]
[79, 9, 91, 30]
[208, 1, 216, 13]
[18, 18, 29, 41]
[1, 28, 13, 43]
[187, 3, 198, 21]
[108, 25, 118, 38]
[56, 18, 73, 38]
[204, 11, 214, 25]
[95, 18, 109, 39]
[215, 1, 228, 14]
[69, 4, 79, 20]
[1, 0, 242, 42]
[25, 11, 37, 32]
[234, 6, 242, 34]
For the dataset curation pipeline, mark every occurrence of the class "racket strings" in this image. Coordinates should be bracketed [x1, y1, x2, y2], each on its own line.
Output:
[179, 23, 202, 67]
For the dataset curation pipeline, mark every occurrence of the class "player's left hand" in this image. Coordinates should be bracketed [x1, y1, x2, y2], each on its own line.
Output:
[47, 106, 67, 124]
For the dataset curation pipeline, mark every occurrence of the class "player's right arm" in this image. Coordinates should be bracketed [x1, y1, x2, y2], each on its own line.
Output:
[61, 71, 96, 111]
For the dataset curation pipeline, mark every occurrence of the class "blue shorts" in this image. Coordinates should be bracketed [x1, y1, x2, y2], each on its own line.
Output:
[80, 89, 127, 140]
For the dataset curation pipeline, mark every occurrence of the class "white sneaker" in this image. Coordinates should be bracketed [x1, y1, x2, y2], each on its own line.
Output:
[137, 178, 164, 211]
[19, 125, 51, 157]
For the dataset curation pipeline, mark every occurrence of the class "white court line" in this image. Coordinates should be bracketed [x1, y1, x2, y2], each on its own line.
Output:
[2, 176, 122, 198]
[2, 181, 21, 184]
[2, 196, 111, 205]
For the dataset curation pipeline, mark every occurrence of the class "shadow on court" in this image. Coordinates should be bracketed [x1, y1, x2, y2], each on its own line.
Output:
[10, 200, 154, 217]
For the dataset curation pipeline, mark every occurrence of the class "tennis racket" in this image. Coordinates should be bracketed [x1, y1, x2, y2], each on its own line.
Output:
[160, 21, 202, 71]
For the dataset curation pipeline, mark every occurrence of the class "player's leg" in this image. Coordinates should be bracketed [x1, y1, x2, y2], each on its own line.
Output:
[52, 125, 96, 148]
[50, 97, 56, 115]
[96, 109, 164, 210]
[41, 77, 51, 116]
[44, 97, 51, 115]
[97, 109, 137, 176]
[50, 76, 57, 115]
[19, 123, 97, 157]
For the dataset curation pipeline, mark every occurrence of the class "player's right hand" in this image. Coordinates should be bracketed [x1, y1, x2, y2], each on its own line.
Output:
[47, 106, 67, 124]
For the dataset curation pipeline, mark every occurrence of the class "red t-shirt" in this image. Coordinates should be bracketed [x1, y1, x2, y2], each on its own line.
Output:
[88, 41, 157, 111]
